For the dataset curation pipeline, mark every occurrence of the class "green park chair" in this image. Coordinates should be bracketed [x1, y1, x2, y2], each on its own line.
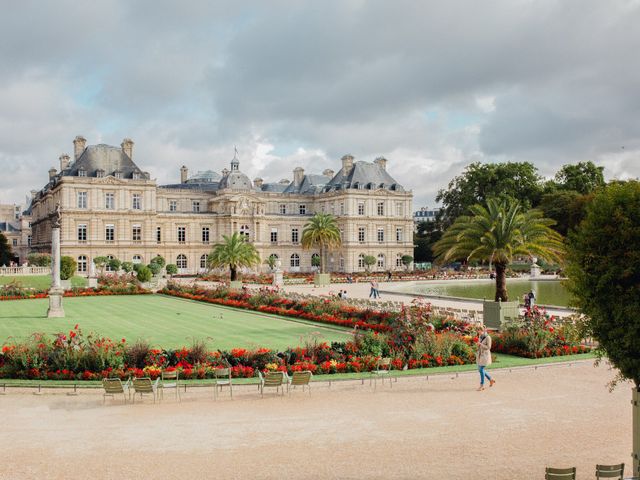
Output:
[102, 378, 131, 404]
[287, 371, 312, 395]
[132, 377, 159, 403]
[213, 367, 233, 399]
[545, 467, 576, 480]
[595, 463, 624, 479]
[369, 357, 392, 389]
[159, 369, 180, 401]
[258, 370, 286, 397]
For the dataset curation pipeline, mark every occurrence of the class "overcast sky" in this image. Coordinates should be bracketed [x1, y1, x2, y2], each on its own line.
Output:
[1, 0, 639, 208]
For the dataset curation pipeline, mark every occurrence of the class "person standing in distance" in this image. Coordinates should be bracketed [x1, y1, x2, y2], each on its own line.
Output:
[476, 326, 495, 391]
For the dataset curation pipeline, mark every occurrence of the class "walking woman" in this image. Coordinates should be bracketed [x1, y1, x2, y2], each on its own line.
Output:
[476, 326, 495, 391]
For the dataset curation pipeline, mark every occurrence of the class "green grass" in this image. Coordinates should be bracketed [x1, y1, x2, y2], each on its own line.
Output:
[0, 275, 87, 289]
[0, 353, 596, 388]
[0, 294, 351, 350]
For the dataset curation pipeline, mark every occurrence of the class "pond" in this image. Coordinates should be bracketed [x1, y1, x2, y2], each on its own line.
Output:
[388, 279, 571, 307]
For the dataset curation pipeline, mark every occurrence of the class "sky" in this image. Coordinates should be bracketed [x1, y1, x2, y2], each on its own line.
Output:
[1, 0, 639, 208]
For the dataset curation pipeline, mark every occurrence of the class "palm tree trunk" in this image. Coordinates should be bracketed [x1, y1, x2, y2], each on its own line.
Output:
[494, 262, 508, 301]
[319, 242, 325, 274]
[230, 266, 237, 281]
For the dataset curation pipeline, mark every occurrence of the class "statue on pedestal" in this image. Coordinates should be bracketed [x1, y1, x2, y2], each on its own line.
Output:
[47, 202, 65, 318]
[272, 258, 284, 288]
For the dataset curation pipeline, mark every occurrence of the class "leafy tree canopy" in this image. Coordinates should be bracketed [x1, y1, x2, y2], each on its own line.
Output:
[0, 233, 12, 266]
[538, 190, 593, 237]
[551, 161, 605, 195]
[566, 180, 640, 386]
[301, 213, 341, 274]
[436, 162, 543, 227]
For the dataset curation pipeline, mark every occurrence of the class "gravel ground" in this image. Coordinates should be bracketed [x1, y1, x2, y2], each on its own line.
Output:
[0, 361, 630, 479]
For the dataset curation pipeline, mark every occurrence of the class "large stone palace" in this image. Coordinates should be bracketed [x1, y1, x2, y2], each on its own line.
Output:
[28, 136, 414, 275]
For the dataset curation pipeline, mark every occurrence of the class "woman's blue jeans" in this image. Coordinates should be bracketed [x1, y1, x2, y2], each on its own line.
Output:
[478, 365, 492, 385]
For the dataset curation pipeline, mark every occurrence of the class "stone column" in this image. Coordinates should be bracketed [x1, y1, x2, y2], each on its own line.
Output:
[47, 204, 65, 318]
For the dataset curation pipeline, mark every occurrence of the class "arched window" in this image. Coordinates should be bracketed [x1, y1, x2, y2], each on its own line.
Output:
[105, 255, 115, 272]
[396, 253, 403, 267]
[290, 253, 300, 267]
[239, 224, 250, 239]
[78, 255, 87, 273]
[311, 253, 320, 268]
[132, 255, 142, 264]
[358, 253, 365, 269]
[377, 253, 385, 269]
[200, 254, 208, 269]
[177, 254, 187, 269]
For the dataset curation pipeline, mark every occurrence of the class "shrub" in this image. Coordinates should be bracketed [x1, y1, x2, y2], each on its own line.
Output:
[150, 255, 166, 268]
[27, 253, 51, 267]
[125, 339, 151, 369]
[108, 258, 121, 272]
[166, 264, 178, 275]
[60, 256, 77, 280]
[121, 261, 134, 273]
[147, 262, 162, 276]
[136, 265, 152, 283]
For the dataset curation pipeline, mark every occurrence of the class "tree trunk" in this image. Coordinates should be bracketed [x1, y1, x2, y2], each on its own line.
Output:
[494, 262, 508, 301]
[319, 242, 325, 274]
[230, 266, 237, 281]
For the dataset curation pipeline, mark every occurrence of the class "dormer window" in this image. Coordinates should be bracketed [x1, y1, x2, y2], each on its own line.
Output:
[96, 169, 105, 178]
[133, 172, 141, 180]
[114, 171, 122, 179]
[78, 168, 86, 177]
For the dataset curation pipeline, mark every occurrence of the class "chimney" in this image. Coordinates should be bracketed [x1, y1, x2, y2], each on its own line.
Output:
[341, 154, 354, 174]
[59, 154, 71, 172]
[73, 136, 86, 160]
[323, 169, 335, 177]
[121, 138, 134, 159]
[180, 165, 188, 184]
[253, 177, 263, 188]
[293, 167, 305, 186]
[48, 167, 57, 180]
[374, 156, 387, 171]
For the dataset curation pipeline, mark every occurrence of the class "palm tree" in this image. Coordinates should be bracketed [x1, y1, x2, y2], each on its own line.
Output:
[301, 213, 342, 274]
[433, 198, 564, 301]
[208, 232, 261, 281]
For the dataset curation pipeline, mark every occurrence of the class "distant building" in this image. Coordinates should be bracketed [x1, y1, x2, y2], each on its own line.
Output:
[413, 206, 440, 225]
[0, 203, 32, 265]
[28, 136, 414, 274]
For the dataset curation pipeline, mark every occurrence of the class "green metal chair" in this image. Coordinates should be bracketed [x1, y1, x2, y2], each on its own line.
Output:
[132, 377, 159, 403]
[213, 367, 233, 399]
[369, 357, 392, 389]
[159, 369, 180, 401]
[287, 371, 312, 395]
[102, 378, 131, 404]
[258, 370, 286, 397]
[545, 467, 576, 480]
[595, 463, 624, 479]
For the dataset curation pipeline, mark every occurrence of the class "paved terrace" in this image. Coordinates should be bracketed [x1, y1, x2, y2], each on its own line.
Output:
[0, 361, 629, 479]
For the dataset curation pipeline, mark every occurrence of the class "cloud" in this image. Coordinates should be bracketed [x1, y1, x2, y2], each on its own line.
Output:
[1, 0, 639, 209]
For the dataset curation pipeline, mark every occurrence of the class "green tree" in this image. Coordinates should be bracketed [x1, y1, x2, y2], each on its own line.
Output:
[553, 161, 605, 195]
[108, 258, 121, 273]
[538, 190, 593, 236]
[436, 162, 544, 227]
[93, 256, 109, 275]
[401, 255, 414, 271]
[150, 255, 166, 268]
[27, 253, 51, 267]
[414, 220, 443, 263]
[0, 233, 12, 266]
[565, 181, 640, 471]
[165, 264, 178, 276]
[434, 198, 564, 301]
[208, 232, 260, 281]
[136, 265, 152, 283]
[147, 261, 162, 276]
[301, 213, 342, 274]
[121, 261, 134, 273]
[60, 256, 77, 280]
[363, 255, 376, 272]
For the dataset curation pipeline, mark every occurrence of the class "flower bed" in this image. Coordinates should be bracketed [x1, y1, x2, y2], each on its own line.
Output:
[492, 307, 591, 358]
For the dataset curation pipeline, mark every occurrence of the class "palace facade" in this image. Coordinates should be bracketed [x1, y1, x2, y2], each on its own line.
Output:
[29, 136, 414, 275]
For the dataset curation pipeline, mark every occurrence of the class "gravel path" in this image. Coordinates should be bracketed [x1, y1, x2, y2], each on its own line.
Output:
[0, 361, 630, 479]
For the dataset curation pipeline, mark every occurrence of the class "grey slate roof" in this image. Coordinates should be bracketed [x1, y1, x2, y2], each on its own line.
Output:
[160, 182, 221, 192]
[62, 144, 149, 179]
[283, 173, 332, 194]
[0, 221, 20, 233]
[324, 161, 404, 192]
[186, 170, 221, 183]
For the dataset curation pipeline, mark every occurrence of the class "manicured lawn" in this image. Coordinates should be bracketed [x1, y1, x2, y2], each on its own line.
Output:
[0, 275, 87, 289]
[0, 294, 351, 350]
